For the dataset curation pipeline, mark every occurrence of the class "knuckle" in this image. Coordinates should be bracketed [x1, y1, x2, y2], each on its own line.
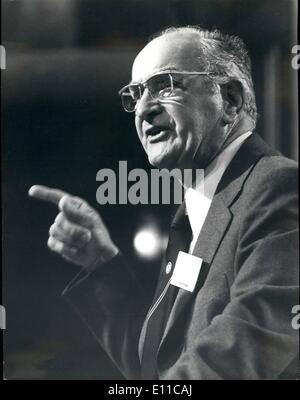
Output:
[85, 203, 95, 215]
[47, 236, 63, 253]
[47, 236, 54, 249]
[60, 195, 90, 215]
[69, 196, 84, 209]
[58, 194, 72, 211]
[74, 196, 85, 206]
[56, 215, 69, 231]
[49, 224, 57, 236]
[73, 197, 93, 214]
[55, 212, 64, 224]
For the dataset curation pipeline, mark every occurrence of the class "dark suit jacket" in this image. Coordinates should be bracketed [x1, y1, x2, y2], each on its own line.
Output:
[62, 133, 299, 379]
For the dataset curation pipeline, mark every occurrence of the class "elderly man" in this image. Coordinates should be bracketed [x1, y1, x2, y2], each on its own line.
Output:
[29, 26, 298, 379]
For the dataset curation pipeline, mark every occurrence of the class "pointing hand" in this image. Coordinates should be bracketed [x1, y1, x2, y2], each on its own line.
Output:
[28, 185, 119, 270]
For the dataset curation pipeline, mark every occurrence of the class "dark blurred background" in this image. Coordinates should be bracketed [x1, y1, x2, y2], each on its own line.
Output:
[2, 0, 298, 379]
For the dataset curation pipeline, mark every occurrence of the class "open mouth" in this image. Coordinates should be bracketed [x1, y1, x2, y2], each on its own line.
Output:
[146, 127, 170, 143]
[148, 130, 170, 143]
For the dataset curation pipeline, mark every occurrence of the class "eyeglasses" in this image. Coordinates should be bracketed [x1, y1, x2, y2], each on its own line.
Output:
[118, 70, 212, 113]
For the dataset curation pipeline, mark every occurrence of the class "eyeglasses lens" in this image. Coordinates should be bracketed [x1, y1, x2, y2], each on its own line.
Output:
[148, 74, 173, 99]
[120, 73, 173, 112]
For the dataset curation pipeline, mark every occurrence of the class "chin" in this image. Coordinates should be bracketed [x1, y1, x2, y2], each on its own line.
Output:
[148, 153, 175, 169]
[145, 136, 183, 167]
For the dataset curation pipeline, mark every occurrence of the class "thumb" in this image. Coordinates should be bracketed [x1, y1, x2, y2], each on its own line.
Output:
[59, 195, 101, 229]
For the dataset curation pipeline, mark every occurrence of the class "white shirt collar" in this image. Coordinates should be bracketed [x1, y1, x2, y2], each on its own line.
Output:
[185, 130, 253, 253]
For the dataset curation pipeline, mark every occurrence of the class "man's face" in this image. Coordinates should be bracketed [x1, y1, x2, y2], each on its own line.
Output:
[131, 33, 224, 169]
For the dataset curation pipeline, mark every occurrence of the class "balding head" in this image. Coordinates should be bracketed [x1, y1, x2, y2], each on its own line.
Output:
[134, 26, 257, 126]
[132, 31, 207, 83]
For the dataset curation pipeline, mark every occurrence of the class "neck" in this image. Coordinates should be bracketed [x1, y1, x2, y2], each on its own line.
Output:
[222, 117, 254, 149]
[192, 116, 254, 170]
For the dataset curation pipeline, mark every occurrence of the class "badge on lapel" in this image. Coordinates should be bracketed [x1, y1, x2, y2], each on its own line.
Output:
[170, 251, 203, 292]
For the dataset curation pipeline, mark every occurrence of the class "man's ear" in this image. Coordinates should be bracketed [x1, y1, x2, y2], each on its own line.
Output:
[220, 80, 244, 124]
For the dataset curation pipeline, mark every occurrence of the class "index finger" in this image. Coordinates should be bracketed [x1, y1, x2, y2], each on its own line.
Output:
[28, 185, 69, 206]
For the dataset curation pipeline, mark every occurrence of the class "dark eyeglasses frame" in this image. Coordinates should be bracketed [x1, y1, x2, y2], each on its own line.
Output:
[118, 70, 212, 113]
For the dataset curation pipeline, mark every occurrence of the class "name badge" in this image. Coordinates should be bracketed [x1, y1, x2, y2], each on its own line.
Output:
[170, 251, 203, 292]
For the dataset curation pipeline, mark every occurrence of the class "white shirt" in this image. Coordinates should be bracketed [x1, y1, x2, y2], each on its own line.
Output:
[185, 131, 253, 253]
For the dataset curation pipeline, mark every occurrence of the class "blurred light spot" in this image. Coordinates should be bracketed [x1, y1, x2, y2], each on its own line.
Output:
[134, 228, 161, 259]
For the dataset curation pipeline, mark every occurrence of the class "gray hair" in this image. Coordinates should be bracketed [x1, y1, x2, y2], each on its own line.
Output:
[151, 26, 258, 125]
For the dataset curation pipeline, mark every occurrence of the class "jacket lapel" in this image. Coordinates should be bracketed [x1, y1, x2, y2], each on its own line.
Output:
[158, 132, 275, 351]
[159, 192, 231, 347]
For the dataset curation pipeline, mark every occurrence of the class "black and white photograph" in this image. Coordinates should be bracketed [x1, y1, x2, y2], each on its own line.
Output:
[2, 0, 299, 381]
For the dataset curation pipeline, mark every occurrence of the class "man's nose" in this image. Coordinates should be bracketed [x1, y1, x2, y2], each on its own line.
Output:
[135, 89, 162, 121]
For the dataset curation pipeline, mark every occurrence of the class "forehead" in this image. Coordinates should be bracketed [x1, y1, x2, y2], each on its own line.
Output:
[131, 32, 203, 83]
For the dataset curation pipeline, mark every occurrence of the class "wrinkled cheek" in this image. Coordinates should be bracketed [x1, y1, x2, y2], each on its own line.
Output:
[135, 123, 145, 146]
[135, 118, 142, 137]
[139, 134, 148, 154]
